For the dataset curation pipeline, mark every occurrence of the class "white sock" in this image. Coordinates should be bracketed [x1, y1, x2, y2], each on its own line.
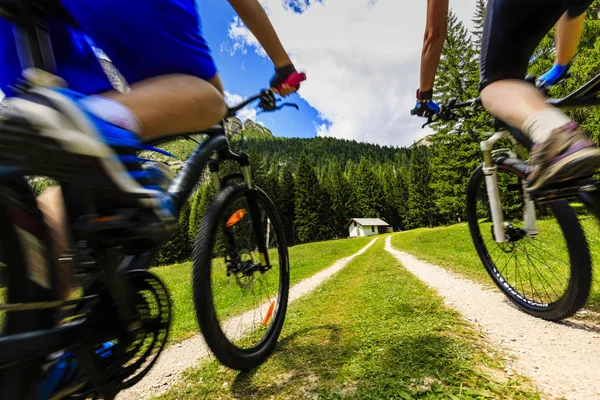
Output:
[80, 95, 141, 134]
[521, 107, 571, 144]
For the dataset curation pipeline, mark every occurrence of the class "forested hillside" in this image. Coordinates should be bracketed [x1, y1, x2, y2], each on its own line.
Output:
[149, 127, 414, 265]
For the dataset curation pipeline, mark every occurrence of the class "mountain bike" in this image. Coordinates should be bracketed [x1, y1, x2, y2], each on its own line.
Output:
[0, 1, 300, 398]
[419, 75, 600, 321]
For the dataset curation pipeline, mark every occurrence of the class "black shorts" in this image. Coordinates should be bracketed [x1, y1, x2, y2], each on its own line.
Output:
[479, 0, 593, 91]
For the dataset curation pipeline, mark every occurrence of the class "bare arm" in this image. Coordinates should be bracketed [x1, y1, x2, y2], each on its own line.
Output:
[419, 0, 449, 93]
[555, 11, 585, 66]
[228, 0, 292, 68]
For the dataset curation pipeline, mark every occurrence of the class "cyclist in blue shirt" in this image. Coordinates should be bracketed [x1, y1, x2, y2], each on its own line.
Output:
[0, 0, 304, 290]
[1, 1, 304, 396]
[0, 0, 304, 236]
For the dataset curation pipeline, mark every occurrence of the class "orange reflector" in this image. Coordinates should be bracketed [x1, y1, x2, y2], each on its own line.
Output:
[263, 301, 276, 327]
[226, 209, 247, 227]
[92, 215, 120, 223]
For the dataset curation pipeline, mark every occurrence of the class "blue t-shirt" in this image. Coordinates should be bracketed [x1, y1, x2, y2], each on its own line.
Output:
[0, 0, 217, 96]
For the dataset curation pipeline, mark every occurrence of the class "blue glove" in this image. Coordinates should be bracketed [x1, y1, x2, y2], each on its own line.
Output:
[412, 89, 440, 118]
[537, 63, 570, 88]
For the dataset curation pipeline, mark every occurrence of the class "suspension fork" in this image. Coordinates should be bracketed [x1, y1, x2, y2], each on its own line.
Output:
[514, 143, 538, 237]
[481, 131, 507, 243]
[240, 159, 271, 269]
[208, 160, 238, 262]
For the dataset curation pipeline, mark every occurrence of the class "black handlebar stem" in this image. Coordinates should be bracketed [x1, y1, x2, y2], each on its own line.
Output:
[226, 89, 299, 118]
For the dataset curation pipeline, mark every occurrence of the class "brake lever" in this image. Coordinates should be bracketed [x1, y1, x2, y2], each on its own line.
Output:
[421, 116, 434, 129]
[276, 102, 300, 111]
[258, 90, 277, 112]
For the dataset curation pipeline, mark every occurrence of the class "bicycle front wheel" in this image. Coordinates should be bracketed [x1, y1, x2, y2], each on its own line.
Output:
[193, 183, 289, 370]
[466, 163, 592, 321]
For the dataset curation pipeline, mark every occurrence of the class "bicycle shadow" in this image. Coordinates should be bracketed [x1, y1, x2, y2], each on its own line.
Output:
[231, 324, 341, 397]
[230, 324, 480, 399]
[501, 297, 600, 333]
[556, 318, 600, 333]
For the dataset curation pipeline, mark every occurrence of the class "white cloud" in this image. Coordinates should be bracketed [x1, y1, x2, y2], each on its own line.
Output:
[227, 0, 476, 147]
[224, 91, 258, 122]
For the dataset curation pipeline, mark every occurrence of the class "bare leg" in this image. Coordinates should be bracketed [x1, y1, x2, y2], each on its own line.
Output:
[37, 186, 72, 299]
[38, 74, 227, 296]
[103, 74, 227, 138]
[480, 79, 553, 130]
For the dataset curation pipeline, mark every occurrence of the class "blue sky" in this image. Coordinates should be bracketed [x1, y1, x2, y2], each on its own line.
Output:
[198, 0, 476, 147]
[198, 1, 323, 139]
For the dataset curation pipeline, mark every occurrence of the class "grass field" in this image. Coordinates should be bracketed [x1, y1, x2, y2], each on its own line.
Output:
[155, 238, 537, 400]
[152, 235, 375, 344]
[390, 211, 600, 314]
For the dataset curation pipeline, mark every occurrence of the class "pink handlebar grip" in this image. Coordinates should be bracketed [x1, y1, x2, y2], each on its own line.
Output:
[283, 72, 307, 89]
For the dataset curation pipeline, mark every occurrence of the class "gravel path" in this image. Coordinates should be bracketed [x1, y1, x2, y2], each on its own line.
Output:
[385, 235, 600, 400]
[118, 238, 378, 399]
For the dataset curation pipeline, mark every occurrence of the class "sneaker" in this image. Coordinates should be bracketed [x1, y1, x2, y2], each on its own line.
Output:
[1, 86, 175, 222]
[527, 122, 600, 192]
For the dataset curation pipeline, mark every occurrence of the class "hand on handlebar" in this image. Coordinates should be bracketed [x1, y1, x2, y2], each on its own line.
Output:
[411, 89, 440, 119]
[411, 99, 440, 118]
[269, 64, 307, 96]
[536, 63, 571, 89]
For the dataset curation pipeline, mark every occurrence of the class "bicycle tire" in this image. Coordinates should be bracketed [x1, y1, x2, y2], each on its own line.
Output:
[466, 163, 592, 320]
[0, 179, 58, 399]
[192, 183, 289, 370]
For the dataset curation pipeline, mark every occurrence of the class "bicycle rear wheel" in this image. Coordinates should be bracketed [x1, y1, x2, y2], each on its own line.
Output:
[0, 179, 58, 399]
[466, 163, 592, 320]
[193, 183, 289, 370]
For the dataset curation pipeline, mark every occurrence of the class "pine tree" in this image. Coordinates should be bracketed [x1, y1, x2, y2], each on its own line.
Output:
[471, 0, 487, 47]
[429, 133, 481, 224]
[324, 162, 353, 238]
[188, 183, 215, 240]
[279, 163, 296, 245]
[154, 199, 192, 265]
[294, 153, 325, 243]
[422, 7, 492, 227]
[408, 146, 437, 228]
[263, 167, 281, 207]
[248, 152, 267, 188]
[434, 10, 478, 109]
[352, 157, 384, 218]
[396, 164, 410, 230]
[380, 164, 406, 231]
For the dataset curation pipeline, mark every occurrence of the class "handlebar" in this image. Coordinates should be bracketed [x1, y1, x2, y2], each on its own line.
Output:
[418, 97, 482, 128]
[417, 72, 572, 129]
[227, 72, 306, 118]
[226, 89, 300, 119]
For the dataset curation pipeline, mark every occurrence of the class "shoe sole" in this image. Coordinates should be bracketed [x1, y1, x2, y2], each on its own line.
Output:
[0, 120, 176, 226]
[527, 147, 600, 193]
[2, 89, 161, 209]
